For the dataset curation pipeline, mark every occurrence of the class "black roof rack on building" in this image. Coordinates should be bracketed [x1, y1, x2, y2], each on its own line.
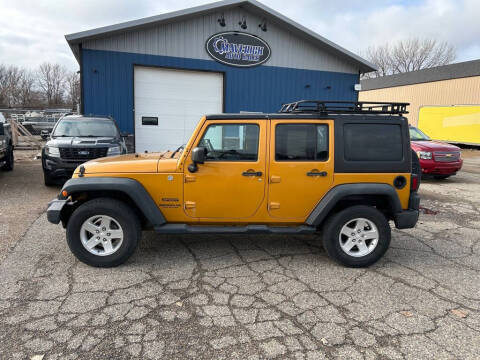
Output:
[279, 100, 409, 115]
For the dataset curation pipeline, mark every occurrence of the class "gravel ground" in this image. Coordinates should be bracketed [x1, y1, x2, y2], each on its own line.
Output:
[0, 151, 59, 262]
[0, 151, 479, 359]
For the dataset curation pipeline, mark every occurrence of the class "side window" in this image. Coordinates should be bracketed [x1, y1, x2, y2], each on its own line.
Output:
[275, 124, 329, 161]
[198, 124, 259, 161]
[344, 124, 403, 161]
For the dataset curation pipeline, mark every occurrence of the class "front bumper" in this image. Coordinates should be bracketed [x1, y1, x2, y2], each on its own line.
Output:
[393, 192, 420, 229]
[419, 159, 463, 175]
[42, 155, 83, 178]
[47, 199, 68, 224]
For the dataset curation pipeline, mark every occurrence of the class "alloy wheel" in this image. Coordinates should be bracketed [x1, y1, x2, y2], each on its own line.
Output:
[80, 215, 124, 256]
[338, 218, 379, 257]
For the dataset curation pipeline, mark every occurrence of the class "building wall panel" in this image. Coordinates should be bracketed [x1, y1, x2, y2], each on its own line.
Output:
[82, 48, 359, 133]
[359, 76, 480, 125]
[83, 8, 358, 74]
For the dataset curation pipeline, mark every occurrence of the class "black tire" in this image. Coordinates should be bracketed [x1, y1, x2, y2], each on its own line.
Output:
[1, 145, 13, 171]
[322, 205, 391, 268]
[66, 198, 141, 267]
[411, 149, 421, 188]
[434, 175, 450, 180]
[43, 171, 56, 186]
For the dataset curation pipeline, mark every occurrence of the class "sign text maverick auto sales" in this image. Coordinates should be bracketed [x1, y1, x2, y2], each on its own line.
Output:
[206, 32, 271, 67]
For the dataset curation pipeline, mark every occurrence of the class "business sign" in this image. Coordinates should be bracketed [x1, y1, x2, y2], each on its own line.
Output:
[206, 31, 271, 68]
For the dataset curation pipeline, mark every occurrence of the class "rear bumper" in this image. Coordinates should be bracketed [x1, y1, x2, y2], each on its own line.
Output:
[420, 159, 463, 175]
[393, 192, 420, 229]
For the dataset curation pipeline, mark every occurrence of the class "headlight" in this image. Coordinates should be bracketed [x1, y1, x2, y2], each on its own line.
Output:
[45, 146, 60, 157]
[417, 151, 432, 160]
[107, 146, 121, 156]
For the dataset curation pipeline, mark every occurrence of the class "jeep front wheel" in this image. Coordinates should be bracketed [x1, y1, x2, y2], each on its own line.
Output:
[66, 198, 141, 267]
[322, 205, 391, 267]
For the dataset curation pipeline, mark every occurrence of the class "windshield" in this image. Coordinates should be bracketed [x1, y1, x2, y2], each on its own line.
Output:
[409, 127, 430, 141]
[53, 118, 119, 137]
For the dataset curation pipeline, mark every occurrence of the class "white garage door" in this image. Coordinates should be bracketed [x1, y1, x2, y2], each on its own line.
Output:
[134, 66, 224, 152]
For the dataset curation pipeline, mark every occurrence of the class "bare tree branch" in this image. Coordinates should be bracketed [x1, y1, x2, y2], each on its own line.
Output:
[66, 71, 80, 109]
[364, 38, 456, 78]
[37, 62, 68, 106]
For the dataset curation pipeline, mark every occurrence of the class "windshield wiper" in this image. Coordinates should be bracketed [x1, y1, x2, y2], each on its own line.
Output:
[170, 144, 186, 158]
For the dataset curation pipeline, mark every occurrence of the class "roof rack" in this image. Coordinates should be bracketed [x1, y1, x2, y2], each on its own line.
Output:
[279, 100, 409, 115]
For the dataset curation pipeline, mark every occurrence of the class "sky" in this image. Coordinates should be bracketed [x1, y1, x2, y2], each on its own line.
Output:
[0, 0, 479, 71]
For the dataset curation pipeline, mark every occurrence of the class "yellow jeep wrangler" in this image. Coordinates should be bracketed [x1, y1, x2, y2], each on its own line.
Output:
[47, 101, 420, 268]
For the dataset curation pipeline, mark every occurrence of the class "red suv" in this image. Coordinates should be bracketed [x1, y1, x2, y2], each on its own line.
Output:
[409, 126, 462, 179]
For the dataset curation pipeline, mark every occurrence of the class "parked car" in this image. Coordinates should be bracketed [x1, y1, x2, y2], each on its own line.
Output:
[409, 126, 463, 179]
[47, 100, 420, 268]
[0, 112, 14, 171]
[42, 115, 127, 186]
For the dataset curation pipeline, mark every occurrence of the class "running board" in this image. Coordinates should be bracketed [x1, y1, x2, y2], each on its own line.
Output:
[154, 224, 316, 234]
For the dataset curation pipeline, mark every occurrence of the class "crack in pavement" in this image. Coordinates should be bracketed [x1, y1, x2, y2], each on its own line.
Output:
[1, 174, 480, 359]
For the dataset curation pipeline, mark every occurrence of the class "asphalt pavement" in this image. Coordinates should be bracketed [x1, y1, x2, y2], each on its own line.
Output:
[0, 155, 479, 359]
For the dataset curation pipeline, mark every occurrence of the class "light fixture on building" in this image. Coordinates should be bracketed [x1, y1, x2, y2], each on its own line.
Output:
[238, 16, 247, 29]
[258, 19, 267, 32]
[218, 14, 226, 27]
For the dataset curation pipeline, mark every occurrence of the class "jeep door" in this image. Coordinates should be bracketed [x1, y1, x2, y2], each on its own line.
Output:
[267, 119, 334, 219]
[183, 120, 267, 219]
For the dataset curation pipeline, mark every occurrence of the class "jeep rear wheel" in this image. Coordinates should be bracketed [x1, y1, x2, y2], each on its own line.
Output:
[322, 205, 391, 267]
[66, 198, 141, 267]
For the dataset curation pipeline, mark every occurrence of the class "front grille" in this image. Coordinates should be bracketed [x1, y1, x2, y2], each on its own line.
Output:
[59, 147, 108, 160]
[433, 151, 460, 162]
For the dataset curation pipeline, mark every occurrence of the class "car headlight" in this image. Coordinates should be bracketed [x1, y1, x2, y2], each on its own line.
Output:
[417, 151, 432, 160]
[45, 146, 60, 157]
[107, 146, 121, 156]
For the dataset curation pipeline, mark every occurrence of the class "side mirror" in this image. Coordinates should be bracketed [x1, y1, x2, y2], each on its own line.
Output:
[191, 147, 206, 164]
[40, 130, 49, 140]
[188, 147, 206, 173]
[0, 123, 4, 136]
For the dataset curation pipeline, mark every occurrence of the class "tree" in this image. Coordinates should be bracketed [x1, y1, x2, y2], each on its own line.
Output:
[18, 70, 36, 107]
[364, 38, 456, 78]
[0, 64, 8, 106]
[66, 71, 80, 109]
[37, 62, 67, 105]
[0, 65, 23, 107]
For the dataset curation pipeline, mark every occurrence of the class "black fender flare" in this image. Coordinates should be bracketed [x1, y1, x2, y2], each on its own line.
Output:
[61, 177, 166, 226]
[306, 183, 402, 227]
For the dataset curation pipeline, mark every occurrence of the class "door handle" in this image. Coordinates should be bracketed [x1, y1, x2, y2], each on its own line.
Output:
[242, 171, 263, 177]
[307, 171, 327, 177]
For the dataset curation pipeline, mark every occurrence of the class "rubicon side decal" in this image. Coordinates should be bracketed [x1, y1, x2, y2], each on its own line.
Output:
[205, 31, 271, 67]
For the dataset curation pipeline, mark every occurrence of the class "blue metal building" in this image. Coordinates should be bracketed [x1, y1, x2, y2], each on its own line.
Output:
[66, 0, 375, 152]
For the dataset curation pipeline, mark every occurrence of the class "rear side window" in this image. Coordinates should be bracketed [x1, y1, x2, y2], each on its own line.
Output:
[275, 124, 328, 161]
[344, 124, 403, 161]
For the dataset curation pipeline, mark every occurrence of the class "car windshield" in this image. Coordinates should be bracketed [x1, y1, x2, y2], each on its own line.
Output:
[53, 118, 118, 137]
[409, 127, 430, 141]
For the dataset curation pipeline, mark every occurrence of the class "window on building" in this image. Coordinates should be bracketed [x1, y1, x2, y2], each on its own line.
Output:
[275, 124, 329, 161]
[141, 116, 158, 126]
[198, 124, 259, 161]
